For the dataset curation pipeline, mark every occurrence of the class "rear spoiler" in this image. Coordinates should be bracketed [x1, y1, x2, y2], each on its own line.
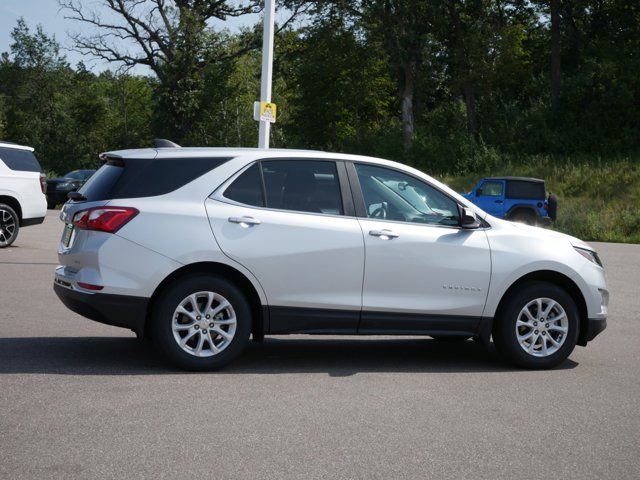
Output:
[154, 139, 181, 148]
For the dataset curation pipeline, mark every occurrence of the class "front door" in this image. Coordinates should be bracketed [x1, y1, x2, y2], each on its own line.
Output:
[475, 180, 505, 216]
[207, 159, 365, 333]
[351, 163, 491, 334]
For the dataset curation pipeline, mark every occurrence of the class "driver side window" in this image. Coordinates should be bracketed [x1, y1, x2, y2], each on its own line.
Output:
[355, 164, 460, 227]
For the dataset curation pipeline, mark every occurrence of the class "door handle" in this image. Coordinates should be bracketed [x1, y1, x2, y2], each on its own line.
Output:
[369, 229, 399, 240]
[228, 216, 261, 227]
[495, 200, 503, 204]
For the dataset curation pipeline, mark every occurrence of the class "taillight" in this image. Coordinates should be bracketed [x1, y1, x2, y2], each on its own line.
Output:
[39, 173, 47, 194]
[72, 207, 139, 233]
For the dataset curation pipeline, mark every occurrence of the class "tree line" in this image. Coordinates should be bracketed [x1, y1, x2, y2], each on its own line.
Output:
[0, 0, 638, 176]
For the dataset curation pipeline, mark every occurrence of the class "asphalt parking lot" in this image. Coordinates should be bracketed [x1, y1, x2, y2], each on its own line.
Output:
[1, 211, 639, 479]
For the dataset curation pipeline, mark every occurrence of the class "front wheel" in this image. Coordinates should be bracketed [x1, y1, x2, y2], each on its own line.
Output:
[0, 204, 19, 248]
[493, 282, 579, 369]
[152, 274, 252, 371]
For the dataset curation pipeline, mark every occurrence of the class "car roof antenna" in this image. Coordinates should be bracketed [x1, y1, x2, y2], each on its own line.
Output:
[154, 139, 181, 148]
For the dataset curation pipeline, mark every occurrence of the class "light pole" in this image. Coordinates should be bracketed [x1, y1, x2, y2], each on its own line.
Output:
[258, 0, 275, 148]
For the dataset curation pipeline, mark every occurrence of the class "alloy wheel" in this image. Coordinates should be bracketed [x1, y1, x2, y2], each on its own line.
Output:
[172, 291, 237, 357]
[515, 297, 568, 357]
[0, 208, 17, 247]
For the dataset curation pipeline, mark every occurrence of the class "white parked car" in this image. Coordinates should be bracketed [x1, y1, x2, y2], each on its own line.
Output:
[53, 147, 608, 370]
[0, 142, 47, 247]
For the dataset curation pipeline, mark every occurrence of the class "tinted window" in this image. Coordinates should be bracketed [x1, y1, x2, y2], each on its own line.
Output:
[355, 164, 460, 226]
[480, 181, 503, 196]
[0, 147, 42, 172]
[224, 163, 264, 207]
[65, 170, 94, 180]
[261, 160, 343, 215]
[78, 157, 230, 201]
[506, 180, 545, 200]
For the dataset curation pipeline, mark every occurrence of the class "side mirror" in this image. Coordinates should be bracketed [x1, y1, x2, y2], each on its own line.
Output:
[475, 188, 483, 197]
[461, 207, 481, 229]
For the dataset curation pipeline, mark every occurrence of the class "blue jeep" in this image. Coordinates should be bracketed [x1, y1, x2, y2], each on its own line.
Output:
[462, 176, 557, 226]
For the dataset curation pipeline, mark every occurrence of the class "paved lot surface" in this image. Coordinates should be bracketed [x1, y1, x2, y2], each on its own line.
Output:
[1, 211, 639, 479]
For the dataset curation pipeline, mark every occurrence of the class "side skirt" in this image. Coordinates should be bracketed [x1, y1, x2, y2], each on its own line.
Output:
[267, 306, 483, 337]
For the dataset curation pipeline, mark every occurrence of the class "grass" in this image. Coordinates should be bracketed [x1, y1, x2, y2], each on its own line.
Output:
[438, 155, 640, 244]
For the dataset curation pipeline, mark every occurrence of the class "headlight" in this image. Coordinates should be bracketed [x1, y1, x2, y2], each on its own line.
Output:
[574, 247, 603, 268]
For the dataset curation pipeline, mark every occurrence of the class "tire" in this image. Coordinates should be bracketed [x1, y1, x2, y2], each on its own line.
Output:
[547, 194, 558, 221]
[431, 335, 471, 342]
[509, 210, 537, 226]
[0, 204, 19, 248]
[47, 199, 57, 209]
[152, 274, 252, 371]
[493, 281, 579, 369]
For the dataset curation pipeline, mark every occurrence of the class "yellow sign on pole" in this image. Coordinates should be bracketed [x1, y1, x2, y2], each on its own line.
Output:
[259, 102, 277, 123]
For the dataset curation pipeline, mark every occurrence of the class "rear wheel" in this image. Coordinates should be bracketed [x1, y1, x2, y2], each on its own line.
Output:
[509, 209, 537, 226]
[0, 204, 19, 248]
[152, 274, 251, 370]
[493, 282, 579, 369]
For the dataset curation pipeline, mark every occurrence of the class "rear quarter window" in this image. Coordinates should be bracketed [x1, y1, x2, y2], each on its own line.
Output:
[505, 180, 545, 200]
[78, 156, 231, 201]
[0, 147, 42, 172]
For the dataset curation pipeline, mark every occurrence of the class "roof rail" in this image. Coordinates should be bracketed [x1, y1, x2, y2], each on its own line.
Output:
[154, 139, 181, 148]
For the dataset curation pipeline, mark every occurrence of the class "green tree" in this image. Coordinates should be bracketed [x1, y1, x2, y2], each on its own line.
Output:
[60, 0, 262, 143]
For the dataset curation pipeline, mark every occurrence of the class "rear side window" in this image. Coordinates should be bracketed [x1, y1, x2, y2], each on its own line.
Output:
[222, 160, 344, 215]
[78, 156, 231, 201]
[505, 180, 545, 200]
[262, 160, 343, 215]
[0, 147, 42, 172]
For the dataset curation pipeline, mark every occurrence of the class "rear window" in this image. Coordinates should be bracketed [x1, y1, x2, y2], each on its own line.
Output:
[78, 156, 231, 201]
[505, 180, 545, 200]
[0, 147, 42, 172]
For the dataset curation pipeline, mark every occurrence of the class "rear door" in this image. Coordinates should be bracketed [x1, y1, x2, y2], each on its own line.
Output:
[206, 159, 365, 333]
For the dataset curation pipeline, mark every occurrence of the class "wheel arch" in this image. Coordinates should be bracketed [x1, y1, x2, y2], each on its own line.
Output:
[505, 204, 539, 221]
[144, 262, 267, 342]
[488, 270, 589, 346]
[0, 195, 22, 222]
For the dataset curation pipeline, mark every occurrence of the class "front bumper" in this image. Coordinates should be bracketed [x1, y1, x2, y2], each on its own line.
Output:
[53, 282, 148, 336]
[577, 317, 607, 346]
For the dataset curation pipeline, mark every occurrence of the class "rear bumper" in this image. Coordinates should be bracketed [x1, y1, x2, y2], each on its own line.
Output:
[21, 216, 45, 227]
[53, 282, 148, 336]
[578, 317, 607, 346]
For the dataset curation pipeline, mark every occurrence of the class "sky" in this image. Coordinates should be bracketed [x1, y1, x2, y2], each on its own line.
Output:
[0, 0, 271, 72]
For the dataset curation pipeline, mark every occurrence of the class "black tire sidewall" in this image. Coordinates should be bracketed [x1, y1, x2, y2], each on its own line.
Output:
[153, 274, 251, 371]
[494, 281, 579, 369]
[511, 210, 536, 226]
[0, 203, 19, 248]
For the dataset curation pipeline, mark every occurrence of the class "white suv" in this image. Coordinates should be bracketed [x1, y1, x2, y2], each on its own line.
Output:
[53, 147, 608, 370]
[0, 142, 47, 247]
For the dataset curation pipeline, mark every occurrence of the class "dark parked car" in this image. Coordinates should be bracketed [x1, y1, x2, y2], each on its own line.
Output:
[46, 169, 95, 208]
